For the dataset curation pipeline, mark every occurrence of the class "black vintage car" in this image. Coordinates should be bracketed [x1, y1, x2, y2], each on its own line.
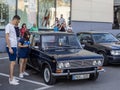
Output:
[77, 31, 120, 65]
[28, 31, 104, 85]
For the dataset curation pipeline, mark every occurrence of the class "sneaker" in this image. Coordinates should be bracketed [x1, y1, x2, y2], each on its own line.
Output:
[9, 79, 19, 85]
[23, 72, 29, 76]
[13, 77, 19, 82]
[9, 78, 19, 83]
[19, 73, 24, 78]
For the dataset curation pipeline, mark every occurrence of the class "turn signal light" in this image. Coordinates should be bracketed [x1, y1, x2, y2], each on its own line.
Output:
[98, 66, 103, 70]
[56, 69, 62, 73]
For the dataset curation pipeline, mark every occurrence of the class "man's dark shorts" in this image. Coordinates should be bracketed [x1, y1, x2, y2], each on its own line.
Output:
[6, 47, 17, 61]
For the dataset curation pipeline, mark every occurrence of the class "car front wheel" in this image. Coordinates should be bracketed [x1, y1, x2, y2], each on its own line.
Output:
[99, 52, 108, 66]
[43, 66, 56, 85]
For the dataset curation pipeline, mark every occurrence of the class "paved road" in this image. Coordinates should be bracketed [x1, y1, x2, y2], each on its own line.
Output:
[0, 53, 120, 90]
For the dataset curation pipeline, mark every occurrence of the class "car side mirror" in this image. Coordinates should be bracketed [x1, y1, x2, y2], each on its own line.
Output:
[81, 44, 85, 48]
[34, 46, 39, 49]
[87, 40, 94, 45]
[80, 39, 87, 44]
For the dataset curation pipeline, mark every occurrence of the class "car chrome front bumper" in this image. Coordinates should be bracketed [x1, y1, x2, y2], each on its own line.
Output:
[52, 69, 105, 76]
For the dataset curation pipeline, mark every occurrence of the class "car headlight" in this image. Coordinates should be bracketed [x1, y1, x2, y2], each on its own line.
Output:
[58, 62, 70, 68]
[93, 61, 97, 66]
[111, 50, 120, 55]
[93, 60, 102, 66]
[58, 62, 64, 69]
[64, 62, 70, 68]
[98, 60, 102, 66]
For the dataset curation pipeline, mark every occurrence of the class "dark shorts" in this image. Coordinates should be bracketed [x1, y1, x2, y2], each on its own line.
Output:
[18, 48, 29, 59]
[6, 47, 17, 61]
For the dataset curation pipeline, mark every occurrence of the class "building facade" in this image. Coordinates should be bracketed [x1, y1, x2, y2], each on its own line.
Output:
[72, 0, 114, 32]
[113, 0, 120, 29]
[0, 0, 71, 30]
[0, 0, 114, 31]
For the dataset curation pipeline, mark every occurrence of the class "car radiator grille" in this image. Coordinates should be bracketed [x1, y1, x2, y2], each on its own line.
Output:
[63, 67, 95, 73]
[69, 60, 94, 68]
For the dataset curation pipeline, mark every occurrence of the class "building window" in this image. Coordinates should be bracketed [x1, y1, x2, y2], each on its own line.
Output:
[113, 6, 120, 29]
[56, 0, 70, 25]
[39, 0, 55, 29]
[0, 0, 71, 30]
[18, 0, 37, 29]
[0, 0, 16, 29]
[39, 0, 71, 29]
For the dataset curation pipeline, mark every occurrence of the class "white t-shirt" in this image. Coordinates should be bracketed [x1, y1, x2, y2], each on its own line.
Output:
[5, 23, 17, 47]
[59, 18, 65, 25]
[67, 26, 73, 30]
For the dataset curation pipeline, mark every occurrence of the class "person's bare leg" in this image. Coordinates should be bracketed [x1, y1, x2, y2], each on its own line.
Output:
[9, 61, 15, 81]
[23, 58, 27, 72]
[19, 58, 24, 74]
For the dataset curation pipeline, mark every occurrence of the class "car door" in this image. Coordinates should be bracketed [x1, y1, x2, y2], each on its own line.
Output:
[29, 34, 41, 70]
[78, 33, 96, 52]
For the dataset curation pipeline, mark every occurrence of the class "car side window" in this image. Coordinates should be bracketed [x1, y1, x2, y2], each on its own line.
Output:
[30, 34, 34, 46]
[32, 34, 41, 49]
[42, 35, 56, 49]
[80, 34, 92, 43]
[77, 34, 83, 41]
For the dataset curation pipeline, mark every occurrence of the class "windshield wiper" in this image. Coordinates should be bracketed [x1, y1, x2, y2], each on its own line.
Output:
[60, 45, 81, 48]
[44, 45, 81, 51]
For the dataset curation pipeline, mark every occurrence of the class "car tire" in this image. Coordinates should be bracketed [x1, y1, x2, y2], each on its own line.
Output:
[43, 66, 56, 85]
[99, 52, 108, 66]
[89, 72, 99, 81]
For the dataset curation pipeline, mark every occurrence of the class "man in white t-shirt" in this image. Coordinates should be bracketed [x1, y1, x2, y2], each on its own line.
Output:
[5, 15, 20, 85]
[59, 14, 66, 25]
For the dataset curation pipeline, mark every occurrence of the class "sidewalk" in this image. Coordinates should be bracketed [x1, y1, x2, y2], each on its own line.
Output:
[0, 53, 8, 59]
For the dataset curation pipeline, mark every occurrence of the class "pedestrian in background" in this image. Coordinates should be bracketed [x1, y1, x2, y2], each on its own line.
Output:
[67, 23, 73, 33]
[14, 23, 20, 40]
[5, 15, 20, 85]
[20, 23, 27, 37]
[51, 17, 59, 27]
[59, 22, 67, 32]
[30, 23, 38, 32]
[14, 23, 20, 65]
[18, 31, 30, 78]
[59, 14, 66, 25]
[54, 24, 60, 32]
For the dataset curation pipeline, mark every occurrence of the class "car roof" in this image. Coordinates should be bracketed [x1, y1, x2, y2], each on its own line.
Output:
[30, 31, 74, 35]
[77, 31, 110, 34]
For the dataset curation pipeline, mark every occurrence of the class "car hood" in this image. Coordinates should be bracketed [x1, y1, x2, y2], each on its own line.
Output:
[47, 49, 103, 61]
[99, 42, 120, 49]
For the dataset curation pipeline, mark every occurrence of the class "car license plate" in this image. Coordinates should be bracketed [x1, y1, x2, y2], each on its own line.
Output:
[72, 74, 90, 80]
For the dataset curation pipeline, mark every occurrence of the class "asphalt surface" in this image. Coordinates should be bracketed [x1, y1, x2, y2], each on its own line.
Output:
[0, 53, 120, 90]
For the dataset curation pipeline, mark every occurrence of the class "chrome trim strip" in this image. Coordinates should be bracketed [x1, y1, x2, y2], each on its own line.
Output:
[52, 69, 105, 76]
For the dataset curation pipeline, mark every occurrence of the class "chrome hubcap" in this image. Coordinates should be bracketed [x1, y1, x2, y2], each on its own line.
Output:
[44, 68, 50, 82]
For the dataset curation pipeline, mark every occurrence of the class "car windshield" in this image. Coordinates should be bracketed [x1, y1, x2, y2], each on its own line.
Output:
[42, 34, 81, 51]
[92, 33, 119, 43]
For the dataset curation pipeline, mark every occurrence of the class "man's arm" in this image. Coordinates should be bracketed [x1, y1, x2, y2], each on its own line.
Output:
[5, 33, 13, 54]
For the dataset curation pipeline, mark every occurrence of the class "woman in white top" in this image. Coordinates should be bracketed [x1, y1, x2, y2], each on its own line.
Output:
[67, 23, 73, 33]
